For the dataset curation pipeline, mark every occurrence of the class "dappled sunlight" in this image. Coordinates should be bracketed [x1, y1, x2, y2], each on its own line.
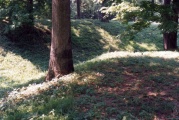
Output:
[143, 51, 179, 59]
[87, 51, 179, 63]
[1, 19, 179, 119]
[147, 91, 166, 97]
[76, 22, 95, 33]
[0, 53, 45, 78]
[71, 19, 165, 65]
[74, 51, 179, 119]
[96, 27, 121, 51]
[71, 27, 80, 37]
[0, 51, 46, 91]
[0, 73, 76, 107]
[125, 41, 135, 51]
[72, 72, 105, 86]
[149, 62, 161, 66]
[0, 50, 179, 119]
[136, 42, 158, 51]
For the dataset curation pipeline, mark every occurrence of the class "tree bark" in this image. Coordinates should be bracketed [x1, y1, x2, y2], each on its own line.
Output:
[163, 32, 177, 50]
[77, 0, 81, 19]
[163, 0, 178, 50]
[46, 0, 74, 81]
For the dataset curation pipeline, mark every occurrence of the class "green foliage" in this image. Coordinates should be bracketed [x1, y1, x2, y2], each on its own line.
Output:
[0, 0, 51, 33]
[0, 0, 30, 29]
[33, 0, 51, 19]
[102, 0, 179, 39]
[71, 0, 101, 19]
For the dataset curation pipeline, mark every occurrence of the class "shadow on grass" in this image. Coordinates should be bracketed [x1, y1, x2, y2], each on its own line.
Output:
[72, 19, 123, 63]
[0, 75, 45, 98]
[73, 55, 179, 119]
[0, 34, 50, 72]
[0, 37, 48, 99]
[0, 76, 75, 120]
[1, 55, 179, 119]
[72, 22, 103, 63]
[92, 20, 163, 51]
[72, 19, 164, 64]
[1, 19, 164, 71]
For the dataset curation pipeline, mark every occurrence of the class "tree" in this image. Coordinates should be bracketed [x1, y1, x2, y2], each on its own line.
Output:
[103, 0, 179, 50]
[76, 0, 81, 18]
[46, 0, 74, 81]
[163, 0, 178, 50]
[71, 0, 102, 19]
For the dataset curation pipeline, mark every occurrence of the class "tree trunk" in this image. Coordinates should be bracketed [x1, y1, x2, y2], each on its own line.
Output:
[46, 0, 74, 81]
[77, 0, 81, 19]
[163, 32, 177, 50]
[163, 0, 178, 50]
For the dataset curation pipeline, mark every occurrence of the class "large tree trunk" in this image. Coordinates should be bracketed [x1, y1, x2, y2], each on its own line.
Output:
[46, 0, 74, 81]
[163, 0, 178, 50]
[76, 0, 81, 19]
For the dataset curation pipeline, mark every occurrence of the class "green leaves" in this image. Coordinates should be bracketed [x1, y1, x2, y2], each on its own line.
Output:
[102, 0, 179, 41]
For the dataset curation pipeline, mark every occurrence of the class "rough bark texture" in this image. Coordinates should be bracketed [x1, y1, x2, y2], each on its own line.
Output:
[77, 0, 81, 19]
[46, 0, 74, 81]
[163, 0, 178, 50]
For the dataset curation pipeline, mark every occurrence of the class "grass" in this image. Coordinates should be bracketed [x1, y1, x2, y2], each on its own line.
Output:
[0, 19, 179, 119]
[71, 20, 163, 63]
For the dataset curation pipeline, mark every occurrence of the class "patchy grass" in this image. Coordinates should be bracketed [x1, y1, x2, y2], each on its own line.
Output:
[0, 37, 47, 98]
[1, 51, 179, 120]
[74, 53, 179, 119]
[71, 19, 163, 63]
[0, 19, 179, 119]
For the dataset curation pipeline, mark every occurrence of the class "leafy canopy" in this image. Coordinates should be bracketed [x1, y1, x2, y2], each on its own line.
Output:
[102, 0, 178, 38]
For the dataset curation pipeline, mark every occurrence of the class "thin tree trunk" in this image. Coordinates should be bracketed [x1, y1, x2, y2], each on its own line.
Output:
[163, 0, 178, 50]
[46, 0, 74, 81]
[77, 0, 81, 19]
[163, 32, 177, 50]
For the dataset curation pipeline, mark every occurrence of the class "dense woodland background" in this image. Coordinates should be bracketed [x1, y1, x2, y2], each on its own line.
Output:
[0, 0, 179, 119]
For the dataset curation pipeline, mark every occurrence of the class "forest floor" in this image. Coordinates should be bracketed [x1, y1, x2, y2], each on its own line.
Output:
[0, 19, 179, 119]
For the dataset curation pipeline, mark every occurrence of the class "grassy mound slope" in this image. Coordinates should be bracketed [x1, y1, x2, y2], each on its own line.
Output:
[0, 20, 178, 119]
[72, 20, 163, 63]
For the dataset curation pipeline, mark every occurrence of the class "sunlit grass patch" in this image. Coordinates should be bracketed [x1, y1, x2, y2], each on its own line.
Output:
[71, 19, 164, 63]
[0, 51, 46, 97]
[96, 27, 121, 51]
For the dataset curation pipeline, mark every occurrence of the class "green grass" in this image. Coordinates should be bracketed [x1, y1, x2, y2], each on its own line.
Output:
[71, 20, 163, 63]
[0, 19, 179, 119]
